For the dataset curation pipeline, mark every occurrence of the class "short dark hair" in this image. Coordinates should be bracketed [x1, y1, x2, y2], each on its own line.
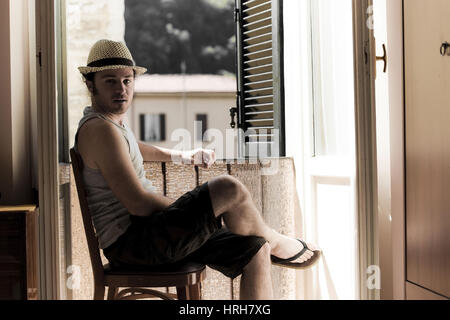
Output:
[83, 72, 96, 83]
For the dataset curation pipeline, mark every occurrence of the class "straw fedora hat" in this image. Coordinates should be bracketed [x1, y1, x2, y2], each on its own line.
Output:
[78, 39, 147, 76]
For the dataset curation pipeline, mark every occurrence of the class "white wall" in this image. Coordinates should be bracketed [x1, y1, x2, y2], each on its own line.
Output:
[131, 94, 237, 159]
[0, 0, 13, 204]
[0, 0, 32, 205]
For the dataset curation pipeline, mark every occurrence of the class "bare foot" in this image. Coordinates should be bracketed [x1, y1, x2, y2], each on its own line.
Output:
[269, 231, 319, 264]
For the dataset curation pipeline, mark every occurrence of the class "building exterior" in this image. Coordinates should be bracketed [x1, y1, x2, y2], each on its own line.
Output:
[129, 74, 238, 159]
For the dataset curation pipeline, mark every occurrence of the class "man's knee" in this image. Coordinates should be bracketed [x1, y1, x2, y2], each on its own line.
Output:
[210, 175, 249, 205]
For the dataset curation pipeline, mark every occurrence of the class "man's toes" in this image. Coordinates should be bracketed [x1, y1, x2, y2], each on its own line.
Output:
[297, 253, 311, 263]
[307, 243, 320, 251]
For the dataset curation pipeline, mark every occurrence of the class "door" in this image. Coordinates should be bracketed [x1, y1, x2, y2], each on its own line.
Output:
[404, 0, 450, 299]
[284, 0, 380, 299]
[372, 0, 393, 299]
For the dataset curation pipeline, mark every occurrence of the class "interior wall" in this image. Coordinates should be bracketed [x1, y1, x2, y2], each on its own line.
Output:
[0, 0, 33, 205]
[0, 0, 13, 204]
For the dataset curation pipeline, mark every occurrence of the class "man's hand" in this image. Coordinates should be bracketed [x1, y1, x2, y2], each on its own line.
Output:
[181, 148, 216, 168]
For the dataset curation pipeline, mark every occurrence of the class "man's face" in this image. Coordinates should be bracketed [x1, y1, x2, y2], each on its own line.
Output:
[87, 68, 135, 115]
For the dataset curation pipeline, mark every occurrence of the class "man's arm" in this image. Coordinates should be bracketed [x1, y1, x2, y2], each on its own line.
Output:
[138, 142, 216, 168]
[138, 142, 183, 162]
[78, 120, 174, 217]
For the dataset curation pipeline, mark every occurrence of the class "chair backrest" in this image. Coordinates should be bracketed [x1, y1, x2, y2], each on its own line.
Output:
[70, 148, 105, 283]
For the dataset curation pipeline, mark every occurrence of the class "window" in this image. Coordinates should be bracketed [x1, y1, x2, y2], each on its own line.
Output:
[139, 114, 166, 142]
[195, 114, 208, 141]
[310, 0, 355, 157]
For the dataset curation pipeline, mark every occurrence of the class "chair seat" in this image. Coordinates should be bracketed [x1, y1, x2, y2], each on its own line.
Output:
[103, 261, 207, 288]
[104, 261, 206, 276]
[70, 147, 206, 299]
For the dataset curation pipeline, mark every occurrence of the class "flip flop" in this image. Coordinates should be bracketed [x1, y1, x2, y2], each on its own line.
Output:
[271, 239, 321, 270]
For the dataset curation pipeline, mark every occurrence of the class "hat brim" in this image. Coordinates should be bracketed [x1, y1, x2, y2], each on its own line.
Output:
[78, 65, 147, 76]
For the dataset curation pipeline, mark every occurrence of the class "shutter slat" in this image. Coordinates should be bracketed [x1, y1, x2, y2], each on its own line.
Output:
[243, 0, 270, 10]
[245, 103, 274, 111]
[244, 95, 273, 105]
[246, 110, 274, 116]
[247, 137, 275, 143]
[243, 1, 271, 16]
[244, 63, 272, 75]
[244, 48, 272, 60]
[244, 56, 272, 68]
[245, 125, 274, 131]
[246, 111, 274, 121]
[243, 17, 272, 31]
[244, 33, 272, 46]
[244, 40, 272, 53]
[246, 118, 273, 123]
[244, 25, 272, 39]
[245, 71, 273, 82]
[246, 127, 275, 132]
[244, 79, 273, 90]
[247, 133, 275, 137]
[245, 87, 273, 97]
[243, 10, 271, 26]
[246, 120, 274, 128]
[246, 135, 275, 142]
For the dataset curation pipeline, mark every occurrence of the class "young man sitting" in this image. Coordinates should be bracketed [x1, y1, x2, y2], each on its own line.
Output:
[74, 39, 321, 300]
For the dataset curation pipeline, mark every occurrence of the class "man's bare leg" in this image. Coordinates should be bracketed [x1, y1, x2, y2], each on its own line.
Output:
[208, 175, 318, 266]
[239, 243, 273, 300]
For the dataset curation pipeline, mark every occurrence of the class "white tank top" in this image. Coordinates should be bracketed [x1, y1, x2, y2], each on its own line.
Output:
[74, 106, 156, 249]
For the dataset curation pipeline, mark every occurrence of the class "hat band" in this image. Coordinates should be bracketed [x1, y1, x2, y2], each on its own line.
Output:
[87, 57, 134, 68]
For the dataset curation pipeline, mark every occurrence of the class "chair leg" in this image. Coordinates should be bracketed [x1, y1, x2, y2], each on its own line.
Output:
[176, 284, 201, 300]
[176, 286, 188, 300]
[93, 285, 105, 300]
[188, 284, 201, 300]
[107, 287, 118, 300]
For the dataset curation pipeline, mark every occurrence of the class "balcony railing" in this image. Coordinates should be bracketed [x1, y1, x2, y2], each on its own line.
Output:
[69, 157, 301, 300]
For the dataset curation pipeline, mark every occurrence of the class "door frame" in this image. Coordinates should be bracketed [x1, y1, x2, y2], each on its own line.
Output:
[35, 0, 62, 300]
[35, 0, 397, 300]
[391, 0, 405, 300]
[352, 0, 380, 300]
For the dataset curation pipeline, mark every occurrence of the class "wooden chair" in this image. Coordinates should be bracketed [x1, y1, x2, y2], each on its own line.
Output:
[70, 148, 206, 300]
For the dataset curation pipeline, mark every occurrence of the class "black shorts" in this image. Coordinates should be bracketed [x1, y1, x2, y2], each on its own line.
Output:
[103, 181, 267, 279]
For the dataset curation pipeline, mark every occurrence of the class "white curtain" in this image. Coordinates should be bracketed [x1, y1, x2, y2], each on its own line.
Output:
[311, 0, 355, 157]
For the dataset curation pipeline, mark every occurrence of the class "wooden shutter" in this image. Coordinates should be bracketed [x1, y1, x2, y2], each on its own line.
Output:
[235, 0, 285, 158]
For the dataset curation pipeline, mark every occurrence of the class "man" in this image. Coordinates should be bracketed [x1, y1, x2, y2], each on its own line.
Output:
[75, 39, 320, 300]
